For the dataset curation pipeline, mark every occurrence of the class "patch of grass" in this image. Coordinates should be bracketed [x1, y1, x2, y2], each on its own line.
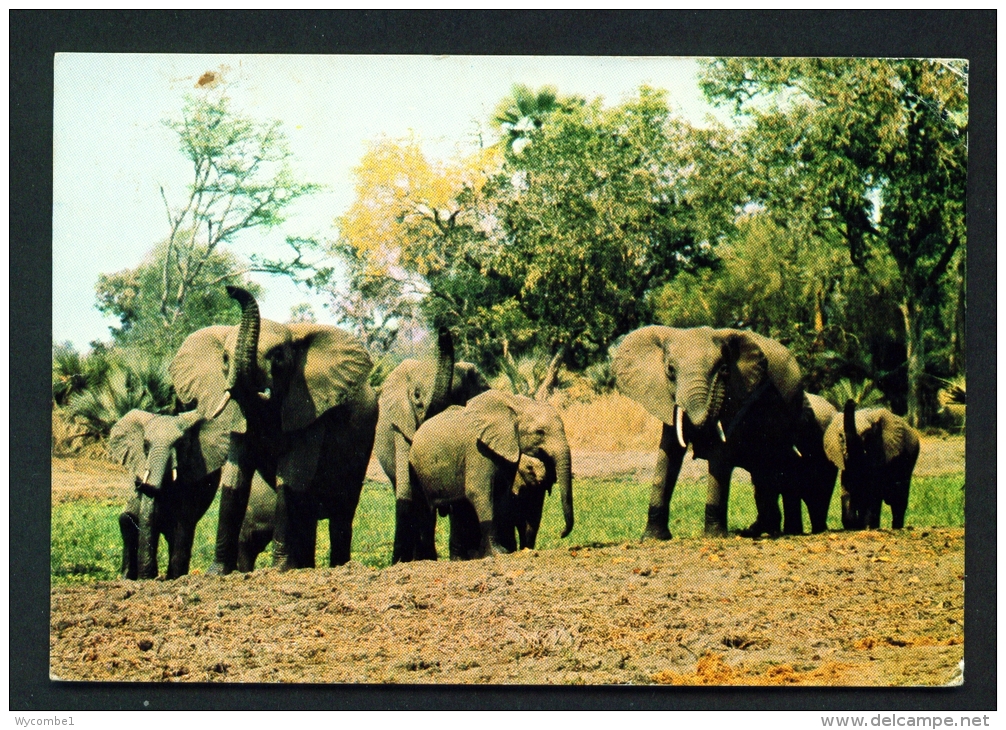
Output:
[51, 472, 965, 584]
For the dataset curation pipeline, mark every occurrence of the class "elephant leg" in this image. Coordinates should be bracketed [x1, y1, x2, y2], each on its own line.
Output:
[328, 515, 353, 567]
[209, 455, 253, 576]
[137, 495, 160, 579]
[741, 473, 782, 538]
[391, 433, 416, 564]
[518, 489, 546, 550]
[167, 520, 196, 580]
[888, 480, 910, 529]
[273, 486, 316, 570]
[412, 501, 438, 562]
[448, 502, 480, 560]
[781, 489, 804, 536]
[118, 510, 139, 580]
[466, 461, 509, 557]
[642, 424, 686, 541]
[704, 459, 734, 536]
[238, 526, 272, 573]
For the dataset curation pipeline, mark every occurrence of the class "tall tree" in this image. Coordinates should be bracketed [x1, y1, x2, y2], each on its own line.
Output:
[480, 86, 720, 366]
[95, 91, 321, 356]
[155, 92, 319, 324]
[700, 58, 967, 425]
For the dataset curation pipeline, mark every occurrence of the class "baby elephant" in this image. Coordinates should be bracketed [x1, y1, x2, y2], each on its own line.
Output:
[409, 390, 574, 558]
[111, 409, 274, 579]
[824, 400, 921, 530]
[447, 454, 552, 560]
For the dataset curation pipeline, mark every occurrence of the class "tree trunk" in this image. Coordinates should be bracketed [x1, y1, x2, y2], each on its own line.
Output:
[900, 298, 924, 428]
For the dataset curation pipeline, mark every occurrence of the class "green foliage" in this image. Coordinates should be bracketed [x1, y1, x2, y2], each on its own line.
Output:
[95, 92, 320, 359]
[95, 244, 261, 359]
[699, 58, 967, 425]
[821, 378, 888, 410]
[584, 358, 617, 396]
[66, 350, 175, 444]
[52, 341, 113, 406]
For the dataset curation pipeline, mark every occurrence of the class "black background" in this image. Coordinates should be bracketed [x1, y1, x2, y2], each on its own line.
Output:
[11, 10, 996, 711]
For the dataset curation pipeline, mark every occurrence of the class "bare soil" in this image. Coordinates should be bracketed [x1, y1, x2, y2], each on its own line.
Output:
[50, 436, 965, 686]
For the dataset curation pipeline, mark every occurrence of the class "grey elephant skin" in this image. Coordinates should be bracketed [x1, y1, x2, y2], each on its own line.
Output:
[408, 391, 574, 558]
[373, 331, 489, 563]
[110, 409, 272, 579]
[447, 453, 552, 560]
[824, 401, 920, 529]
[170, 287, 379, 573]
[613, 325, 828, 538]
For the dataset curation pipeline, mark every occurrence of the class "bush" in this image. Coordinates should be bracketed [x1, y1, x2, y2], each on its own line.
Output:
[821, 377, 888, 411]
[65, 349, 175, 445]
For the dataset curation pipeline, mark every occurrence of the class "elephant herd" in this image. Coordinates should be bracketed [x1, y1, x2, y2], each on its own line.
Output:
[110, 288, 919, 581]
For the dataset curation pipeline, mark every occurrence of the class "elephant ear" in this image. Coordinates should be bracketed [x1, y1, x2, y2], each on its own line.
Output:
[190, 414, 232, 477]
[720, 329, 803, 406]
[822, 415, 846, 468]
[612, 326, 679, 426]
[108, 409, 156, 476]
[381, 360, 422, 441]
[169, 325, 245, 432]
[282, 324, 373, 433]
[469, 391, 521, 464]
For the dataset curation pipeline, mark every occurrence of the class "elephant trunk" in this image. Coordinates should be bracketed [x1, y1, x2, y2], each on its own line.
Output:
[554, 444, 574, 538]
[680, 371, 727, 440]
[427, 327, 455, 421]
[136, 493, 159, 579]
[227, 286, 262, 400]
[843, 400, 861, 458]
[137, 443, 173, 497]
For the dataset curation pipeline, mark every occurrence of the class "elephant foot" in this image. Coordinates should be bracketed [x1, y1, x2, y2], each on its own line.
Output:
[640, 506, 673, 541]
[703, 504, 729, 537]
[739, 521, 781, 539]
[640, 525, 673, 541]
[206, 561, 235, 576]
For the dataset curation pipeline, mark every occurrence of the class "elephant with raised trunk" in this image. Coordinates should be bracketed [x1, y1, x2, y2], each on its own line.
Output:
[373, 330, 489, 563]
[408, 390, 574, 558]
[170, 286, 379, 573]
[110, 408, 225, 580]
[824, 400, 920, 530]
[613, 325, 826, 538]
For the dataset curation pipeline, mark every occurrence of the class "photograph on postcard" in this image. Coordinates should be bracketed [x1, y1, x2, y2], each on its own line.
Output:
[50, 54, 966, 685]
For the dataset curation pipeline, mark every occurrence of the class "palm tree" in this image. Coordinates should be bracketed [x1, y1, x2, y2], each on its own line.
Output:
[492, 84, 562, 152]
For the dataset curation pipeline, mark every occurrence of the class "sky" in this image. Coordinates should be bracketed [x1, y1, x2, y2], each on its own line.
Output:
[53, 54, 730, 351]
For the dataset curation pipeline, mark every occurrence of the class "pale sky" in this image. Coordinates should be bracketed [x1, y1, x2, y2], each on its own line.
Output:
[53, 54, 728, 350]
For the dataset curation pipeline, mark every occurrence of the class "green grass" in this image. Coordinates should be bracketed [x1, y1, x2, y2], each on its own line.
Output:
[51, 474, 965, 584]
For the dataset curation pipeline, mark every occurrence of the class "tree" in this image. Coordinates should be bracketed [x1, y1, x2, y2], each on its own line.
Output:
[477, 86, 720, 366]
[95, 243, 262, 358]
[332, 135, 503, 363]
[700, 58, 967, 426]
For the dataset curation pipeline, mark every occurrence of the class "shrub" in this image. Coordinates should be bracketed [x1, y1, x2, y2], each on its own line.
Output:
[821, 377, 887, 410]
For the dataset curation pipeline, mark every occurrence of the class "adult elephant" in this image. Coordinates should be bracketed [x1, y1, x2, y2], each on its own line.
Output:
[613, 326, 810, 538]
[743, 393, 839, 536]
[824, 400, 920, 530]
[170, 286, 379, 573]
[373, 330, 489, 563]
[408, 391, 574, 558]
[110, 408, 274, 579]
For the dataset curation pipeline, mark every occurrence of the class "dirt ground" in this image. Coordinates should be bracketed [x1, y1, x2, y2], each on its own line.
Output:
[50, 436, 964, 686]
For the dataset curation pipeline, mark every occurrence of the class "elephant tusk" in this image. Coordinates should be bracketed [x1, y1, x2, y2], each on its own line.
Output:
[717, 421, 726, 442]
[257, 388, 272, 401]
[675, 406, 687, 449]
[792, 445, 802, 458]
[172, 468, 178, 482]
[210, 391, 231, 419]
[142, 469, 150, 484]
